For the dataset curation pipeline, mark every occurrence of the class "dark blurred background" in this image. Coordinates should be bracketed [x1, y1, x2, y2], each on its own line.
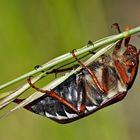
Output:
[0, 0, 140, 140]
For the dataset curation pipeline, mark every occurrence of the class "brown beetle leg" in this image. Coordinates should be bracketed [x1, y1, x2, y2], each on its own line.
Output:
[112, 23, 121, 33]
[124, 36, 131, 47]
[124, 26, 131, 47]
[112, 24, 129, 85]
[112, 24, 138, 86]
[112, 23, 131, 48]
[113, 60, 129, 84]
[112, 43, 138, 86]
[112, 23, 123, 50]
[112, 48, 129, 85]
[21, 74, 91, 114]
[102, 67, 109, 93]
[77, 75, 87, 113]
[27, 77, 79, 113]
[128, 63, 139, 86]
[71, 49, 104, 93]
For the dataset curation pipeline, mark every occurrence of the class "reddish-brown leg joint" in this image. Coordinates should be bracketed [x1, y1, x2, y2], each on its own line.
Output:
[112, 23, 131, 47]
[71, 49, 105, 93]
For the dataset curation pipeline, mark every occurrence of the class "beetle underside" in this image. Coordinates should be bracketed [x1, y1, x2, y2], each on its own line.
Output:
[29, 55, 128, 123]
[15, 24, 140, 123]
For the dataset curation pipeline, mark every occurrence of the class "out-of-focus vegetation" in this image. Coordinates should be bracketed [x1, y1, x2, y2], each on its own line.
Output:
[0, 0, 140, 140]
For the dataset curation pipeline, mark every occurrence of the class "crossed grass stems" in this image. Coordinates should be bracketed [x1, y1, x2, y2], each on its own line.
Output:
[0, 25, 140, 118]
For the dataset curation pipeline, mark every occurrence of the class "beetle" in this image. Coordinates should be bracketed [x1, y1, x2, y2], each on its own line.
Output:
[15, 24, 140, 123]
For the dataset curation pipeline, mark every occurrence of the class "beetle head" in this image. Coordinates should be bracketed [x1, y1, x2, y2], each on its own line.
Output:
[123, 44, 140, 70]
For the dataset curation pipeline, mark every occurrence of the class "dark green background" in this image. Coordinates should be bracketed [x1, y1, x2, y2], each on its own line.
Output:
[0, 0, 140, 140]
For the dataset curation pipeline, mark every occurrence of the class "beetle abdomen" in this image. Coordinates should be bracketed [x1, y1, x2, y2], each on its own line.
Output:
[30, 55, 127, 123]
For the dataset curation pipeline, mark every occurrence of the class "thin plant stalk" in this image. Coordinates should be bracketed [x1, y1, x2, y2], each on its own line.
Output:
[0, 26, 140, 90]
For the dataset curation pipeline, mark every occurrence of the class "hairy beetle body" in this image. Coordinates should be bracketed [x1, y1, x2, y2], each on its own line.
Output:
[28, 53, 130, 123]
[15, 24, 140, 123]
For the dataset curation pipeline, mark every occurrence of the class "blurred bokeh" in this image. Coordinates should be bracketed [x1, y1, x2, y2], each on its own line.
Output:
[0, 0, 140, 140]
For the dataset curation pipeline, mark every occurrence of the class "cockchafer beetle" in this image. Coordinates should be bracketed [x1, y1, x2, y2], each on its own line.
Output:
[15, 24, 140, 124]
